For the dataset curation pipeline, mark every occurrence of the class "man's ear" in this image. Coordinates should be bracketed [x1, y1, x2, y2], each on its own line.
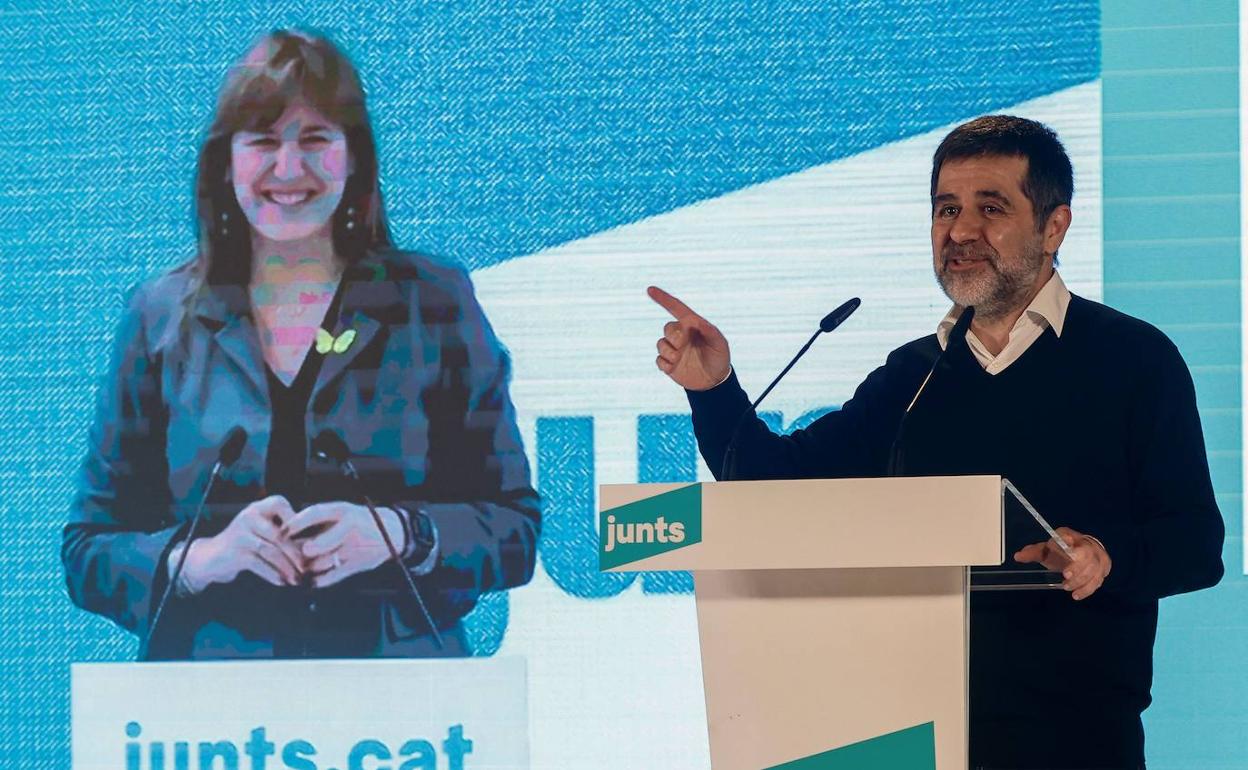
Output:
[1043, 204, 1072, 254]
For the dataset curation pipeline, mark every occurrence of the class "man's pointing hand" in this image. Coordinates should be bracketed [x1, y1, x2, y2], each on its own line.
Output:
[649, 286, 732, 392]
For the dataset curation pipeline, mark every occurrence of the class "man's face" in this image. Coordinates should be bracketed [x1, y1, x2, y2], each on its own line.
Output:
[930, 155, 1053, 318]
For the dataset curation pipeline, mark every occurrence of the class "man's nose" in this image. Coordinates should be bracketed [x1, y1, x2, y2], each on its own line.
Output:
[947, 210, 983, 243]
[273, 142, 304, 181]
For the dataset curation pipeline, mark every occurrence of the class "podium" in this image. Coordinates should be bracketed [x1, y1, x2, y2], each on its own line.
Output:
[599, 475, 1004, 770]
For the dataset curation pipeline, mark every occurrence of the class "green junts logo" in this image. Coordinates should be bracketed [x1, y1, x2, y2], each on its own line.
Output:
[599, 483, 702, 570]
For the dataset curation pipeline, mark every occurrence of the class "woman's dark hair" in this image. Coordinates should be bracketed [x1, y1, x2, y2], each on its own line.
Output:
[930, 115, 1074, 230]
[192, 29, 391, 287]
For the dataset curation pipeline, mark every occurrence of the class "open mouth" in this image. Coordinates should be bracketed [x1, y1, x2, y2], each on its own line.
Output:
[263, 190, 316, 206]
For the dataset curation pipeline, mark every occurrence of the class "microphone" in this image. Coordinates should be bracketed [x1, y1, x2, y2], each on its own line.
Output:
[720, 298, 861, 481]
[311, 430, 444, 650]
[142, 427, 248, 659]
[218, 426, 249, 466]
[885, 306, 975, 476]
[820, 298, 860, 333]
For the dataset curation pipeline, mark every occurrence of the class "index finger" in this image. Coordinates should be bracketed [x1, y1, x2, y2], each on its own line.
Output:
[244, 495, 295, 526]
[284, 503, 345, 538]
[647, 286, 698, 320]
[1013, 542, 1047, 563]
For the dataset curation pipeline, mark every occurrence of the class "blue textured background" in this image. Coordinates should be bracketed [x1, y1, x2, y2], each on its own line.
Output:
[3, 1, 1238, 768]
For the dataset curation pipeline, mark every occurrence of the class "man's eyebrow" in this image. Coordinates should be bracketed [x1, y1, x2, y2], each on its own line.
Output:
[976, 189, 1013, 205]
[933, 193, 958, 204]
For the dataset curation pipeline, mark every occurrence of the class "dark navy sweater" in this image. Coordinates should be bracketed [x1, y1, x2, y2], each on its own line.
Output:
[687, 294, 1224, 769]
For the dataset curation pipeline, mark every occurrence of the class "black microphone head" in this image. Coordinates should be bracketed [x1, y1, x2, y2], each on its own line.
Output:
[311, 430, 350, 465]
[218, 427, 248, 466]
[819, 297, 861, 333]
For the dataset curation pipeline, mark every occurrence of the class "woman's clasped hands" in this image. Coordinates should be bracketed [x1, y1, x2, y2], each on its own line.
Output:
[179, 496, 406, 592]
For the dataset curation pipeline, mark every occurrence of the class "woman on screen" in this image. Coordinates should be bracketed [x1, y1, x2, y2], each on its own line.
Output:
[62, 30, 540, 659]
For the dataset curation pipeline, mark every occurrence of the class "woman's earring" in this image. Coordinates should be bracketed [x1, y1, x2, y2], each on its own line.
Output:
[219, 211, 229, 237]
[345, 205, 356, 231]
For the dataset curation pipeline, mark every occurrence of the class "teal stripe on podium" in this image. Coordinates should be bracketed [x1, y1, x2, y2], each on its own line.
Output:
[764, 722, 936, 770]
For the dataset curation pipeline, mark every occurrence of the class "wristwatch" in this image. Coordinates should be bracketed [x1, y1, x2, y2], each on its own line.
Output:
[402, 505, 437, 561]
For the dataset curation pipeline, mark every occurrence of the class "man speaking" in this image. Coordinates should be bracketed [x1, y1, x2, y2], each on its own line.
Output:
[649, 115, 1224, 769]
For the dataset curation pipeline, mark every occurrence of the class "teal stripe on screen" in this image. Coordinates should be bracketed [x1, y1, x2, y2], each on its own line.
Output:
[1104, 115, 1238, 156]
[1101, 2, 1246, 768]
[1103, 240, 1237, 283]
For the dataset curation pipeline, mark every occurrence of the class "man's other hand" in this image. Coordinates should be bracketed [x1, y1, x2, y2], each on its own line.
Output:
[1014, 526, 1112, 601]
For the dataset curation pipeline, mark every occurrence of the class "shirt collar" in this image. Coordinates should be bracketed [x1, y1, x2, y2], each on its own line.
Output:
[936, 270, 1071, 348]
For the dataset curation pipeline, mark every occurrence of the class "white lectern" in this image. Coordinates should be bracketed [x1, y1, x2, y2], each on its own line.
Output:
[600, 475, 1003, 770]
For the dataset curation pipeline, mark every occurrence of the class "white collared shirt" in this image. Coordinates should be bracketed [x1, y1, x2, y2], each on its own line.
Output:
[936, 271, 1071, 375]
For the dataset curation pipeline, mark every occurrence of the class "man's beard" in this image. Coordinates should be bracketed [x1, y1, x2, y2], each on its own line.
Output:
[934, 238, 1048, 321]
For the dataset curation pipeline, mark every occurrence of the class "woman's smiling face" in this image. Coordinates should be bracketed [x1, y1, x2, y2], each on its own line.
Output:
[230, 102, 351, 242]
